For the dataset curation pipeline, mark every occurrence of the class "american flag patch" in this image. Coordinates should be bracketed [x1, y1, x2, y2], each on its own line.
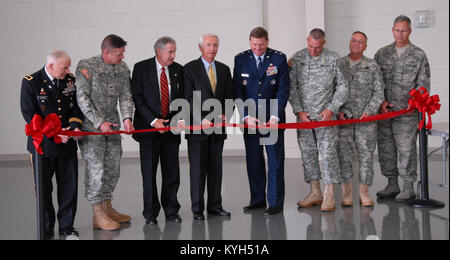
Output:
[81, 68, 92, 79]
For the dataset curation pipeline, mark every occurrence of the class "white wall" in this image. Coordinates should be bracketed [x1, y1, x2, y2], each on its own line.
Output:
[324, 0, 449, 126]
[0, 0, 263, 156]
[2, 0, 447, 157]
[263, 0, 324, 158]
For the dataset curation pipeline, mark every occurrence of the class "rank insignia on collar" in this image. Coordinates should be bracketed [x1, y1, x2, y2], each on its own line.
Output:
[24, 75, 33, 81]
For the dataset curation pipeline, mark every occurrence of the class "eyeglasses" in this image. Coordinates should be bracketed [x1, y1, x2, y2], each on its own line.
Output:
[350, 39, 366, 45]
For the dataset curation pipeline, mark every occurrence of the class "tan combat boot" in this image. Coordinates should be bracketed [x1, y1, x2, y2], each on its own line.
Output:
[102, 200, 131, 224]
[341, 182, 353, 206]
[321, 184, 335, 212]
[359, 184, 375, 207]
[92, 203, 120, 231]
[298, 180, 323, 208]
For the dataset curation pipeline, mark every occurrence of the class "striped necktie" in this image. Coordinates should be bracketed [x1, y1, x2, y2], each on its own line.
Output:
[160, 67, 169, 118]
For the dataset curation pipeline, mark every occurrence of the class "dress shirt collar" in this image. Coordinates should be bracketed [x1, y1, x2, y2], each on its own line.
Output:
[201, 56, 216, 72]
[44, 66, 55, 82]
[253, 52, 266, 63]
[155, 57, 168, 73]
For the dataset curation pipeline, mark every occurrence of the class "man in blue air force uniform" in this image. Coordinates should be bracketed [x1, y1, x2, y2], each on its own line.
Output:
[233, 27, 290, 216]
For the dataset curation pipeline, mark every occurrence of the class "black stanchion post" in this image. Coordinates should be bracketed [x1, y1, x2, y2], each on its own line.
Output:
[33, 149, 45, 240]
[407, 112, 445, 209]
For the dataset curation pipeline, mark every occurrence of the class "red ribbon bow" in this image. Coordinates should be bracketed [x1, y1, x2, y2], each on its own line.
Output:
[408, 87, 441, 130]
[25, 114, 62, 155]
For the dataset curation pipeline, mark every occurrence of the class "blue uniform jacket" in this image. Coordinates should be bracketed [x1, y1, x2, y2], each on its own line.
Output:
[233, 48, 290, 126]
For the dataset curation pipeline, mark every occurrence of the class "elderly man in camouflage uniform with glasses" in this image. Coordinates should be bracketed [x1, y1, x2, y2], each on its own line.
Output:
[289, 29, 348, 212]
[338, 31, 385, 207]
[375, 15, 431, 202]
[76, 34, 135, 231]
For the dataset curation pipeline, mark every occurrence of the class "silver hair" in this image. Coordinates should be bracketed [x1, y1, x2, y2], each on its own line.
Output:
[154, 36, 177, 53]
[199, 33, 220, 46]
[46, 50, 69, 65]
[394, 15, 412, 29]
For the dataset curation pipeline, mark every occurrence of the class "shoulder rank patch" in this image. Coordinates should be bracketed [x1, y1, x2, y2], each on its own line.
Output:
[24, 75, 33, 81]
[81, 68, 92, 79]
[288, 58, 295, 69]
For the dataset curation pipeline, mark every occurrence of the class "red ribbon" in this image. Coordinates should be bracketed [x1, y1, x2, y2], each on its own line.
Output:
[25, 114, 62, 155]
[61, 108, 412, 137]
[408, 87, 441, 130]
[26, 91, 441, 154]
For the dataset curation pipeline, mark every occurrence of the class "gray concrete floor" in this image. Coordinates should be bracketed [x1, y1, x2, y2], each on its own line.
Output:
[0, 155, 448, 240]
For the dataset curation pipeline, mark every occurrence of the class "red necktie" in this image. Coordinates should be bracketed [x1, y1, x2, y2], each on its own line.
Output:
[160, 67, 169, 118]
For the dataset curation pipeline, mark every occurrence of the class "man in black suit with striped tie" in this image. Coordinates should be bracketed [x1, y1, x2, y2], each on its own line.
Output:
[131, 37, 184, 225]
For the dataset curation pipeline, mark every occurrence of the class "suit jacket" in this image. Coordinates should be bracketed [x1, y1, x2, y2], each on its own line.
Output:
[183, 57, 234, 142]
[233, 48, 290, 128]
[20, 67, 84, 157]
[131, 57, 184, 144]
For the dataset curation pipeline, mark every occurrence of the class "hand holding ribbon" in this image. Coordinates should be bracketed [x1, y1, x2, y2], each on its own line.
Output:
[26, 89, 441, 150]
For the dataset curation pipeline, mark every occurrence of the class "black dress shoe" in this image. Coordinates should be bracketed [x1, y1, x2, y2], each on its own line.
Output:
[166, 214, 182, 223]
[59, 227, 79, 239]
[243, 203, 266, 212]
[145, 216, 158, 225]
[207, 208, 231, 217]
[193, 212, 205, 221]
[264, 207, 283, 216]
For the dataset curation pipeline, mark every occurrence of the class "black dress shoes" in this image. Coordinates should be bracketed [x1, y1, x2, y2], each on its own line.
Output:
[243, 203, 266, 212]
[193, 212, 205, 221]
[59, 227, 79, 240]
[145, 216, 158, 225]
[166, 214, 182, 223]
[207, 208, 231, 217]
[264, 207, 283, 216]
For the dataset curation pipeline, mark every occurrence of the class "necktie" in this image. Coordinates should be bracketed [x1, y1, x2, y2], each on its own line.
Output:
[53, 79, 59, 90]
[160, 67, 169, 118]
[257, 56, 263, 75]
[208, 64, 216, 94]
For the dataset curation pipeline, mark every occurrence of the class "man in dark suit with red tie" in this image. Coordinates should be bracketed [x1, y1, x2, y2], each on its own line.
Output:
[183, 34, 235, 221]
[131, 37, 184, 225]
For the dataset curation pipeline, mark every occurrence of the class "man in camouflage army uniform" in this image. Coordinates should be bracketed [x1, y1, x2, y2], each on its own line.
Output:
[375, 15, 431, 201]
[338, 31, 385, 207]
[289, 29, 348, 212]
[76, 34, 135, 230]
